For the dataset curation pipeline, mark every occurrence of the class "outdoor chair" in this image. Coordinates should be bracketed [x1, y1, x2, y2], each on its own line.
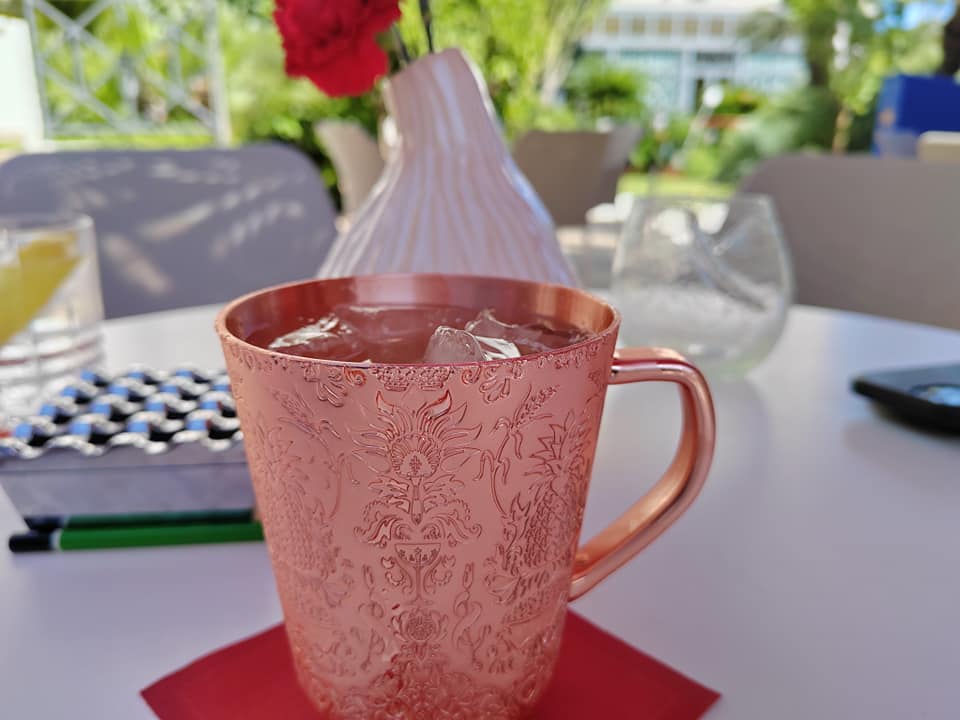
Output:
[740, 153, 960, 330]
[0, 144, 337, 319]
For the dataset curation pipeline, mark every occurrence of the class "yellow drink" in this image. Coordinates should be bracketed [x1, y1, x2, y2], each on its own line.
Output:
[0, 214, 102, 418]
[0, 231, 80, 347]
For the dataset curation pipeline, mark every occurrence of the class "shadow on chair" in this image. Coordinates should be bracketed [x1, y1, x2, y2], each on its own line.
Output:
[0, 144, 337, 319]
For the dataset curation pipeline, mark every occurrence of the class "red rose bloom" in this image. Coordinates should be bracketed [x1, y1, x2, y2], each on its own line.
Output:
[275, 0, 401, 97]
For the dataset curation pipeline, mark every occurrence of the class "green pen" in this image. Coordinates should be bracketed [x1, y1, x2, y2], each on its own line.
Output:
[8, 522, 264, 553]
[23, 508, 255, 532]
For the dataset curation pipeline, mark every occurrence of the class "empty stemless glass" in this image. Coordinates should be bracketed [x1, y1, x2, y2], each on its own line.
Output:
[611, 194, 793, 378]
[0, 213, 104, 420]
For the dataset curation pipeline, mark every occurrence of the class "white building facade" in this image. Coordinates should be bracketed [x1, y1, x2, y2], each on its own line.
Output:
[581, 0, 807, 113]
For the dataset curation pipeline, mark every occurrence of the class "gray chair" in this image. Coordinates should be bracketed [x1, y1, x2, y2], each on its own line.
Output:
[315, 120, 385, 217]
[0, 145, 337, 319]
[511, 126, 642, 227]
[740, 153, 960, 330]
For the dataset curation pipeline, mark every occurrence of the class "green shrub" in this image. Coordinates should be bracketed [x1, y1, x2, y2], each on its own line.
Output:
[631, 114, 691, 171]
[713, 85, 766, 115]
[682, 145, 723, 181]
[562, 57, 646, 123]
[712, 86, 838, 183]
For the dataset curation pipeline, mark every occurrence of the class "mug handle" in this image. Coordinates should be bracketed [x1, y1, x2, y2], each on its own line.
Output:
[569, 347, 716, 600]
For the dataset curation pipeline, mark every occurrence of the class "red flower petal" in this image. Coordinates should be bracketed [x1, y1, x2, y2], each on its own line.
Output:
[275, 0, 400, 97]
[303, 33, 390, 97]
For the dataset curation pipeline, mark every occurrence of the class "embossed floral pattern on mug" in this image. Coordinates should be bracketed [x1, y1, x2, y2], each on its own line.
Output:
[223, 334, 612, 719]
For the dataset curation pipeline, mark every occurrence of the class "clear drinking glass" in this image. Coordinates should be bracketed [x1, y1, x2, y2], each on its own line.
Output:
[0, 213, 104, 419]
[610, 194, 793, 378]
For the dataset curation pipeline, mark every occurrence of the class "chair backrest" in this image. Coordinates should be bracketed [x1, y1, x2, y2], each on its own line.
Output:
[740, 153, 960, 329]
[315, 120, 385, 216]
[917, 131, 960, 164]
[512, 126, 642, 227]
[0, 145, 337, 319]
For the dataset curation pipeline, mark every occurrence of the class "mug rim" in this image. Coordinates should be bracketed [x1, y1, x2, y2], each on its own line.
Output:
[215, 273, 621, 369]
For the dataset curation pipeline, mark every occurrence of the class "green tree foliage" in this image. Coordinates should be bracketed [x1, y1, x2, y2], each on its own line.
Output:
[830, 11, 942, 147]
[667, 2, 949, 185]
[739, 0, 945, 150]
[22, 1, 214, 131]
[940, 3, 960, 73]
[396, 0, 609, 134]
[740, 1, 861, 88]
[651, 0, 948, 184]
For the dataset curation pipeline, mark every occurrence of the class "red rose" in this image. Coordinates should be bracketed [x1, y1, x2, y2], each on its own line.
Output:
[275, 0, 401, 97]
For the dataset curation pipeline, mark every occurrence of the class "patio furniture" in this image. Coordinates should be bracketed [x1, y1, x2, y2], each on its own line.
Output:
[512, 126, 642, 227]
[0, 144, 337, 319]
[740, 153, 960, 330]
[917, 131, 960, 163]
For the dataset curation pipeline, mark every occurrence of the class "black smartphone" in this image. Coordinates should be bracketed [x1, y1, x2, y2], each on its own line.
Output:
[852, 363, 960, 433]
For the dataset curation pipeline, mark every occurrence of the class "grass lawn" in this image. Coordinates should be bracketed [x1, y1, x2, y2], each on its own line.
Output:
[619, 172, 732, 198]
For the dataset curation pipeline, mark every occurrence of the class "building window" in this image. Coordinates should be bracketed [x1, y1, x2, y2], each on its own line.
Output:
[683, 18, 699, 36]
[708, 18, 725, 36]
[696, 51, 735, 64]
[631, 17, 646, 35]
[605, 16, 620, 35]
[656, 17, 672, 36]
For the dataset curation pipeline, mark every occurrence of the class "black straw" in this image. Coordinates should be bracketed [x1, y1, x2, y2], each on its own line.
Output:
[391, 26, 411, 65]
[419, 0, 435, 53]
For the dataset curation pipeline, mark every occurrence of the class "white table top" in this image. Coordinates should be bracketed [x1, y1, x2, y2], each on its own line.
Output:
[2, 303, 960, 719]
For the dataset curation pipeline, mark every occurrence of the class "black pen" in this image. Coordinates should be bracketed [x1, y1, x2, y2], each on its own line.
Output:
[23, 508, 255, 532]
[9, 521, 264, 553]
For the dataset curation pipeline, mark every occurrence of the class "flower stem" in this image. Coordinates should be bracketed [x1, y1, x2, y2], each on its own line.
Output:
[391, 26, 411, 65]
[419, 0, 435, 53]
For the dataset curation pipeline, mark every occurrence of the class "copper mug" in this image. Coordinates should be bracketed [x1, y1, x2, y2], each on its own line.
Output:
[216, 274, 715, 719]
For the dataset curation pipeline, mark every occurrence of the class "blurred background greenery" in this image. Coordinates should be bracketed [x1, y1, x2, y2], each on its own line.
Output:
[1, 0, 954, 203]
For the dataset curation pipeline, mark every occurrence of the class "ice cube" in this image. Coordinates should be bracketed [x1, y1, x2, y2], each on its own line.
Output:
[268, 315, 340, 349]
[465, 309, 587, 354]
[268, 315, 366, 361]
[329, 304, 480, 363]
[334, 304, 476, 340]
[424, 327, 484, 363]
[423, 327, 521, 363]
[475, 335, 521, 360]
[263, 305, 583, 363]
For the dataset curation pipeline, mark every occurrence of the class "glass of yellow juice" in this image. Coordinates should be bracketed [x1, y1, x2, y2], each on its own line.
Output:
[0, 213, 104, 421]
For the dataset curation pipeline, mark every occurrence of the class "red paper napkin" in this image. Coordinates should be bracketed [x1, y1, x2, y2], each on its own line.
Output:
[142, 611, 719, 720]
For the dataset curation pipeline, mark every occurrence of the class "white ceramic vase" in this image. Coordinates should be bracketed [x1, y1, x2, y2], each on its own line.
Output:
[319, 48, 577, 286]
